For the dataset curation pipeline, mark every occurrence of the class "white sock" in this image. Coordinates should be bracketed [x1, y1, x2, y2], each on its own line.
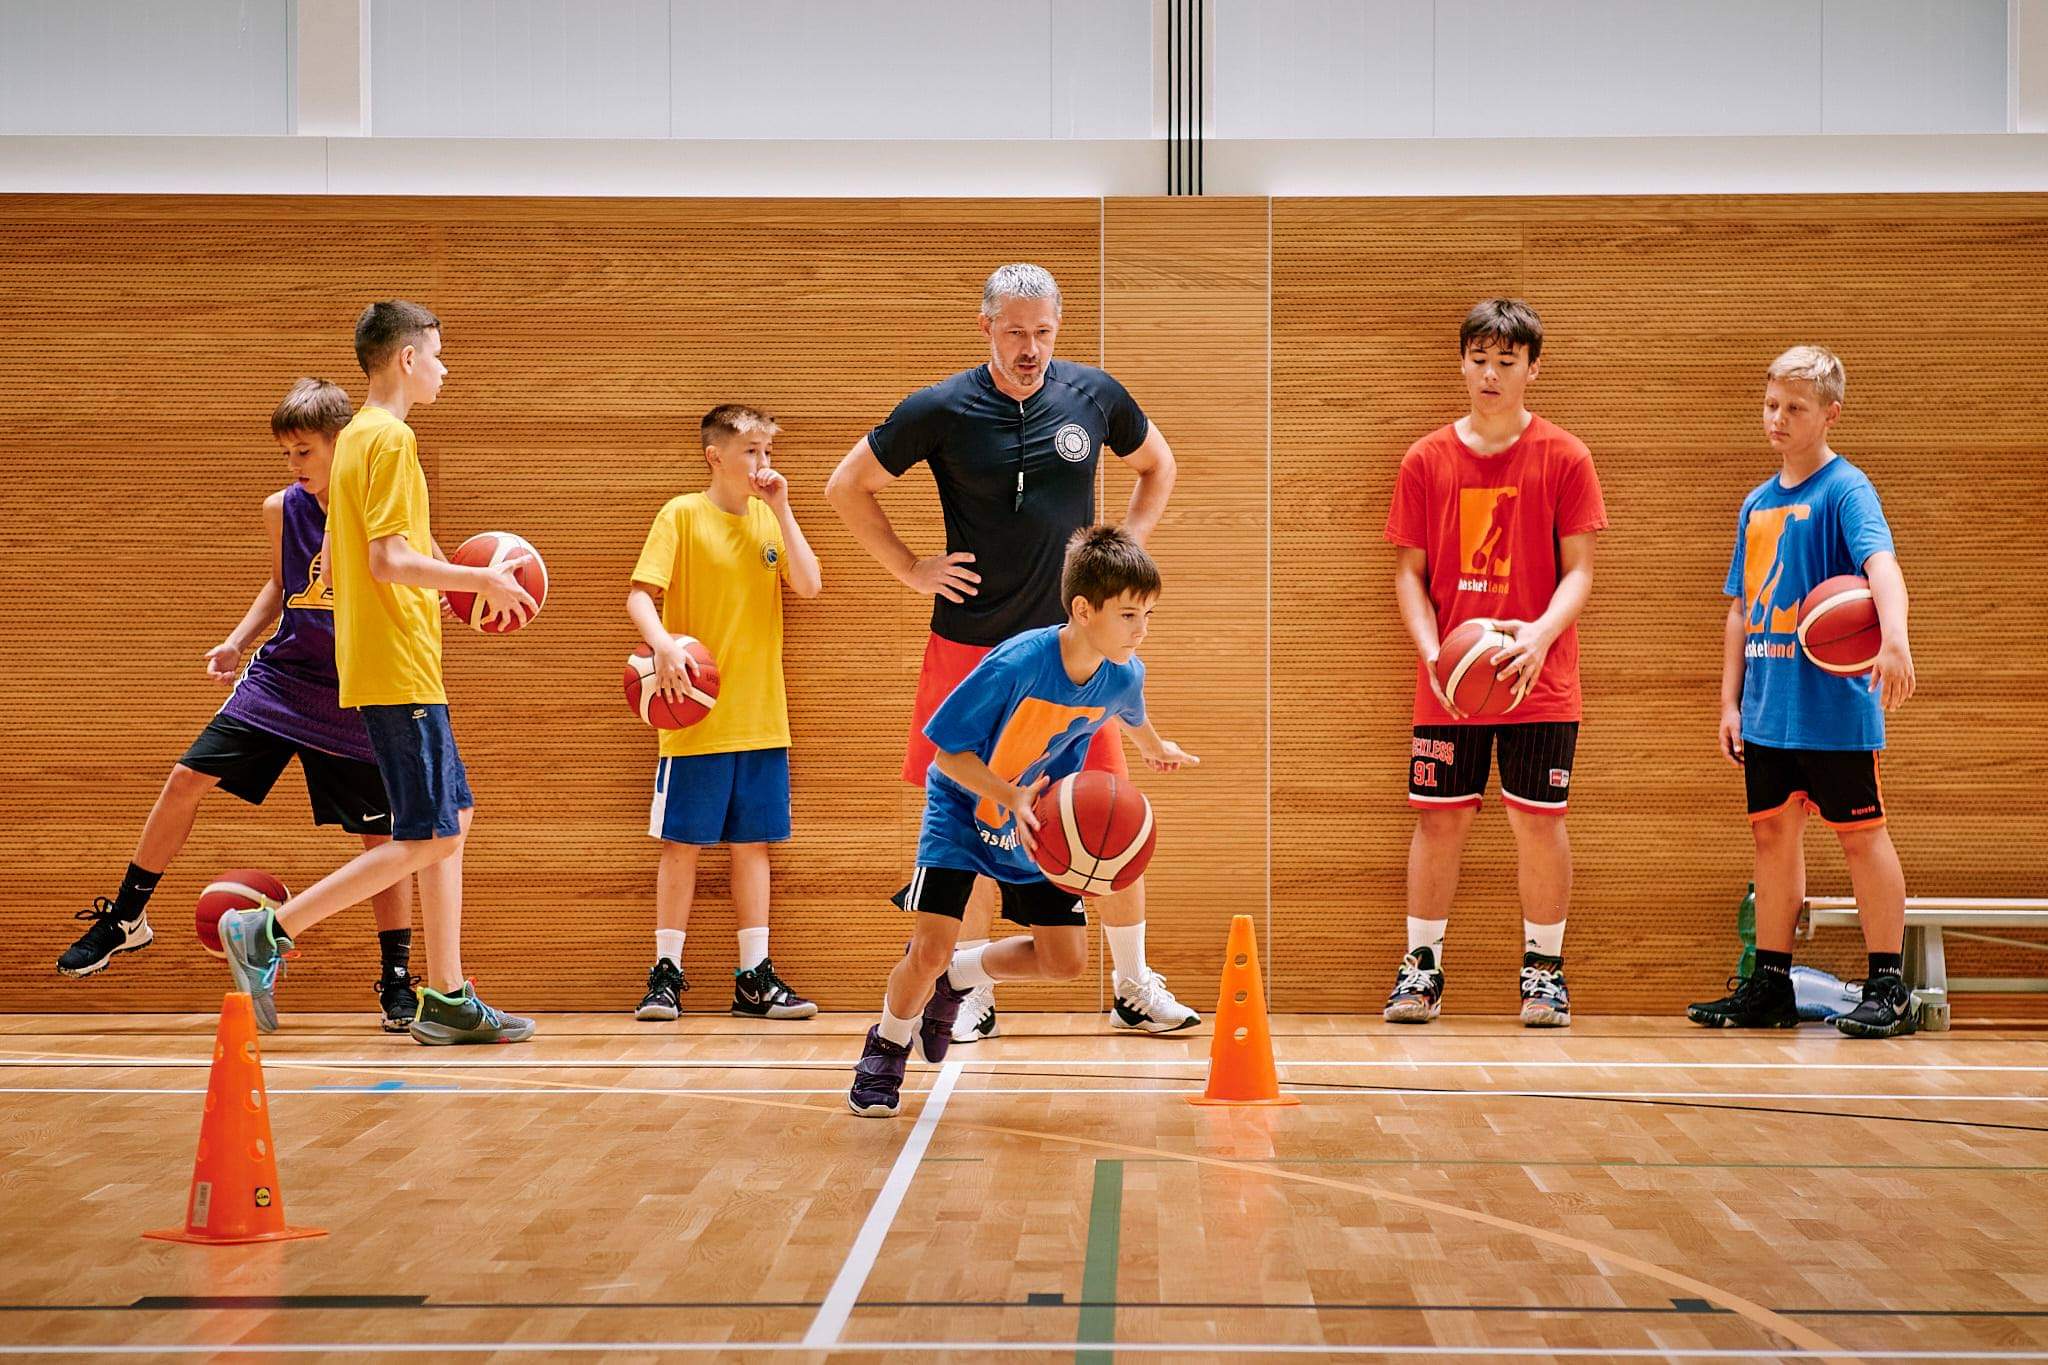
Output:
[735, 926, 769, 971]
[947, 943, 995, 990]
[1105, 921, 1147, 984]
[1524, 919, 1566, 958]
[1406, 917, 1447, 967]
[878, 1001, 917, 1048]
[655, 928, 685, 968]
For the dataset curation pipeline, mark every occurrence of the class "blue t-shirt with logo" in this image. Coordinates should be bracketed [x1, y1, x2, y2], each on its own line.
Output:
[1723, 455, 1894, 751]
[917, 625, 1147, 882]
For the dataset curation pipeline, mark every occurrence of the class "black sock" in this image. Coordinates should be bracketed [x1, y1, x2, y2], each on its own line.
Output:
[113, 864, 162, 921]
[1754, 949, 1793, 978]
[1868, 952, 1903, 979]
[378, 928, 412, 976]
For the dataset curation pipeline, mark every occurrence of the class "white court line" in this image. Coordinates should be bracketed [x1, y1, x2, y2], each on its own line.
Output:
[801, 1057, 963, 1348]
[8, 1056, 2048, 1073]
[0, 1341, 2046, 1359]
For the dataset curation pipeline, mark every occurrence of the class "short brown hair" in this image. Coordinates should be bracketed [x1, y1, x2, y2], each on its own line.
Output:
[353, 300, 441, 376]
[1061, 524, 1161, 613]
[1460, 297, 1543, 361]
[701, 403, 780, 445]
[270, 377, 352, 437]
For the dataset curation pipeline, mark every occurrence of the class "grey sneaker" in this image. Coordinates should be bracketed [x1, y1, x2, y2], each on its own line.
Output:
[408, 982, 535, 1045]
[1833, 973, 1918, 1039]
[219, 905, 291, 1034]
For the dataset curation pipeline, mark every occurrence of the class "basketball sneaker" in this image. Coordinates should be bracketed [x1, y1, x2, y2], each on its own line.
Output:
[1112, 971, 1201, 1033]
[731, 958, 818, 1019]
[1519, 953, 1571, 1028]
[1383, 946, 1444, 1023]
[849, 1025, 909, 1117]
[376, 965, 419, 1034]
[219, 904, 292, 1034]
[951, 983, 1000, 1044]
[1685, 970, 1799, 1028]
[409, 981, 535, 1045]
[57, 898, 152, 978]
[634, 959, 687, 1021]
[917, 973, 970, 1063]
[1833, 973, 1917, 1039]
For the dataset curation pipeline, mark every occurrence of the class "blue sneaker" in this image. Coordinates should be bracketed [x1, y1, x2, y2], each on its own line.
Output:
[219, 905, 291, 1034]
[917, 974, 970, 1063]
[849, 1025, 909, 1117]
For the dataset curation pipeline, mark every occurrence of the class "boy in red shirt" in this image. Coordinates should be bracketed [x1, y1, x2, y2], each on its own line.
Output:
[1383, 298, 1608, 1026]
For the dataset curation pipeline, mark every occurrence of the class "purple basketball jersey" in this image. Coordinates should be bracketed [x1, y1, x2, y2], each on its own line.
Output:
[219, 485, 376, 762]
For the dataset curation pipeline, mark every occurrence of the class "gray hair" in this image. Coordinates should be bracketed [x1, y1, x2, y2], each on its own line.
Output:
[1767, 345, 1845, 406]
[981, 263, 1062, 318]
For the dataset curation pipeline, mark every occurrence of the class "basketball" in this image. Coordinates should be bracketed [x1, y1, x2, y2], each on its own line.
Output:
[1797, 574, 1881, 675]
[1433, 619, 1525, 717]
[1029, 770, 1156, 898]
[624, 639, 721, 729]
[194, 869, 289, 960]
[443, 531, 548, 634]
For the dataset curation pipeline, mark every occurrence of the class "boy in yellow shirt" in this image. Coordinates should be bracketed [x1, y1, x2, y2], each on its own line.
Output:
[221, 301, 538, 1044]
[628, 405, 823, 1020]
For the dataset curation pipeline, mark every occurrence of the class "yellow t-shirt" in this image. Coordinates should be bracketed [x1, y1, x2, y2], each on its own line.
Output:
[328, 405, 445, 708]
[632, 492, 790, 758]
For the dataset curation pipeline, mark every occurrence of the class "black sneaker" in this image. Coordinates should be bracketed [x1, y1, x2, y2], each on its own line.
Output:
[1519, 953, 1571, 1028]
[1834, 973, 1918, 1039]
[848, 1025, 909, 1118]
[376, 966, 418, 1034]
[1686, 970, 1799, 1028]
[57, 898, 152, 978]
[731, 958, 818, 1019]
[1383, 946, 1444, 1023]
[408, 981, 535, 1045]
[634, 959, 687, 1022]
[917, 973, 970, 1063]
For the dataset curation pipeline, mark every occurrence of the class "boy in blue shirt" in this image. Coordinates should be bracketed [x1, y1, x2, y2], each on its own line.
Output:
[849, 526, 1199, 1117]
[1689, 347, 1919, 1038]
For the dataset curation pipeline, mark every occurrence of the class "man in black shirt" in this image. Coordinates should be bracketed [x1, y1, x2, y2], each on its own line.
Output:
[826, 263, 1199, 1041]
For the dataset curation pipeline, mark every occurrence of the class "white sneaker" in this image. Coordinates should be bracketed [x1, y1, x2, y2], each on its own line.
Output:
[951, 982, 999, 1044]
[1111, 970, 1200, 1033]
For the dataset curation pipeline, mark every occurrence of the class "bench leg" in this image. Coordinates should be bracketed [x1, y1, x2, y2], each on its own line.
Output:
[1907, 924, 1950, 1033]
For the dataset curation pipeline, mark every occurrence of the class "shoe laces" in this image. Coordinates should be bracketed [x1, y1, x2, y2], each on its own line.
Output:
[1520, 960, 1566, 1001]
[1393, 954, 1439, 996]
[1121, 969, 1177, 1014]
[73, 896, 123, 925]
[962, 981, 996, 1014]
[648, 958, 687, 993]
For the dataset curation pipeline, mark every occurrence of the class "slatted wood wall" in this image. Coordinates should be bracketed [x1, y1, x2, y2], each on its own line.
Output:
[1, 193, 2041, 1016]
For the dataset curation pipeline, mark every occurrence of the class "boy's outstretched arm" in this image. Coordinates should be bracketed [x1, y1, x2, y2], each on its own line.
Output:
[207, 493, 288, 685]
[1126, 718, 1200, 773]
[1864, 551, 1915, 711]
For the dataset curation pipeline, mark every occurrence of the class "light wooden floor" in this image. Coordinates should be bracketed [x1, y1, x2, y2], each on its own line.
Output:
[3, 1010, 2047, 1363]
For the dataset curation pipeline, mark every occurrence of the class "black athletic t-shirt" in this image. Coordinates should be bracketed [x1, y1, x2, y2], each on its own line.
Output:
[869, 361, 1150, 646]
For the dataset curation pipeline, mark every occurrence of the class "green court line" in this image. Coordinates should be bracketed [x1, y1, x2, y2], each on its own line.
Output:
[1119, 1157, 2047, 1172]
[1076, 1159, 1123, 1365]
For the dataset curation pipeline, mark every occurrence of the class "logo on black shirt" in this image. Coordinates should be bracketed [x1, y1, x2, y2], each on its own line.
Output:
[1053, 422, 1092, 463]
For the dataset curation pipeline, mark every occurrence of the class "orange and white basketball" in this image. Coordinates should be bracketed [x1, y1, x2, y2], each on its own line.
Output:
[443, 532, 547, 634]
[1797, 574, 1881, 675]
[623, 639, 720, 729]
[1433, 619, 1526, 718]
[195, 869, 289, 960]
[1030, 771, 1156, 898]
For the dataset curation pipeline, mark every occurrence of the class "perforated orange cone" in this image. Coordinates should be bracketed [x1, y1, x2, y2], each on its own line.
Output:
[144, 993, 326, 1246]
[1189, 914, 1299, 1107]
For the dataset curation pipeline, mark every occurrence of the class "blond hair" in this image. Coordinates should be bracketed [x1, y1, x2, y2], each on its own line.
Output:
[701, 403, 780, 445]
[1766, 345, 1845, 406]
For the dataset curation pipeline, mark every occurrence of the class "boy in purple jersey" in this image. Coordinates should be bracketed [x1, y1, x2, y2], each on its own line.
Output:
[57, 380, 419, 1031]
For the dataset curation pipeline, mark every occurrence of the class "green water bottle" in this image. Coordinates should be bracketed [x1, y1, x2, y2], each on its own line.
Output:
[1736, 881, 1757, 979]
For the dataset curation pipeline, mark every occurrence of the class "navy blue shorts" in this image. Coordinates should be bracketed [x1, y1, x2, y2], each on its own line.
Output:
[648, 748, 791, 846]
[359, 704, 473, 841]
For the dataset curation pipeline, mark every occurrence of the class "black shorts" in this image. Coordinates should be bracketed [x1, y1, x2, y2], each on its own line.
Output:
[1744, 743, 1885, 828]
[1408, 722, 1579, 815]
[178, 714, 393, 836]
[360, 704, 473, 842]
[891, 865, 1086, 929]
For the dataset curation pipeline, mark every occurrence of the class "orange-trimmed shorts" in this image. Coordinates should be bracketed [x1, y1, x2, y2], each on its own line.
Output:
[1743, 742, 1885, 829]
[902, 632, 1129, 787]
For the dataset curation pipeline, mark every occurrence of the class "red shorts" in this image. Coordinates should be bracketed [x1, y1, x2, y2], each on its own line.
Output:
[902, 632, 1129, 786]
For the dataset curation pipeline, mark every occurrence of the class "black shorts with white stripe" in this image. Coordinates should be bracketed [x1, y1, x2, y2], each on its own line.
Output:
[891, 865, 1086, 928]
[1408, 721, 1579, 815]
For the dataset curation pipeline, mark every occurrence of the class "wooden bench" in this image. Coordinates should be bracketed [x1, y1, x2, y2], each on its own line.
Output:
[1800, 898, 2048, 1032]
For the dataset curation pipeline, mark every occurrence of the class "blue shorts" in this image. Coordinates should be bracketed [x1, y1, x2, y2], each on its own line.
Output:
[648, 748, 791, 846]
[359, 704, 472, 841]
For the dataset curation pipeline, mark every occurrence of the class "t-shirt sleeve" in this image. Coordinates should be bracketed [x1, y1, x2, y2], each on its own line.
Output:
[1839, 476, 1895, 570]
[1117, 658, 1148, 727]
[361, 428, 418, 541]
[631, 504, 683, 591]
[1384, 446, 1431, 548]
[924, 652, 1018, 758]
[1723, 501, 1749, 599]
[867, 384, 953, 477]
[1556, 443, 1610, 536]
[1096, 373, 1151, 456]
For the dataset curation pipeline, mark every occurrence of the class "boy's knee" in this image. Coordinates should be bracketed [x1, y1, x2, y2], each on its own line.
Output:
[1835, 823, 1890, 856]
[166, 764, 215, 798]
[1415, 807, 1475, 841]
[1038, 935, 1089, 979]
[907, 932, 955, 977]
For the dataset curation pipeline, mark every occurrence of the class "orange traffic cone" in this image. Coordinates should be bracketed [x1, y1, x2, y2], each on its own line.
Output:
[144, 993, 326, 1246]
[1188, 914, 1299, 1107]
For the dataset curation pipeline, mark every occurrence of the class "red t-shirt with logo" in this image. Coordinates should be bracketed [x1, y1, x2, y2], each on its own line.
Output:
[1384, 415, 1609, 726]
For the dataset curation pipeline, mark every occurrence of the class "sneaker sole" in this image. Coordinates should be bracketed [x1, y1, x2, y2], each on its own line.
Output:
[1110, 1013, 1201, 1034]
[635, 1004, 680, 1021]
[1685, 1010, 1799, 1028]
[1521, 1006, 1571, 1028]
[379, 1016, 413, 1034]
[409, 1022, 537, 1045]
[1834, 1016, 1917, 1039]
[1383, 1000, 1441, 1024]
[847, 1093, 900, 1118]
[951, 1012, 1000, 1044]
[731, 1002, 820, 1019]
